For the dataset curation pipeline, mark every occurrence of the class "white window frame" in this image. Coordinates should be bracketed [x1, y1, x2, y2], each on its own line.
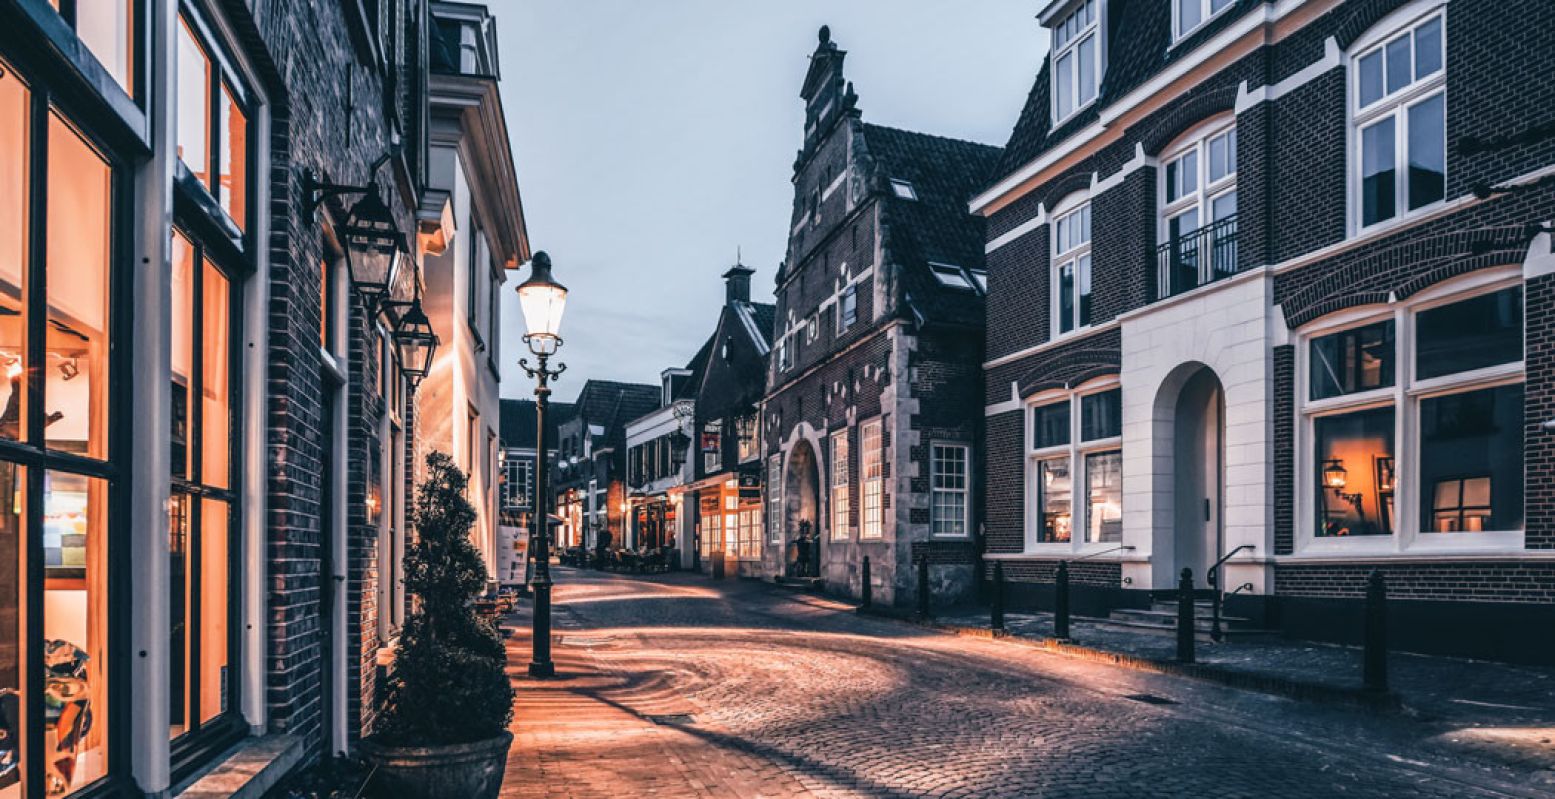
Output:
[1158, 117, 1237, 247]
[891, 179, 917, 200]
[777, 336, 791, 372]
[929, 262, 976, 291]
[1049, 0, 1103, 126]
[767, 454, 784, 543]
[1294, 268, 1525, 558]
[930, 442, 972, 538]
[1172, 0, 1235, 42]
[860, 418, 884, 539]
[1348, 6, 1447, 235]
[1050, 195, 1092, 339]
[837, 283, 858, 334]
[1022, 377, 1122, 554]
[831, 428, 851, 541]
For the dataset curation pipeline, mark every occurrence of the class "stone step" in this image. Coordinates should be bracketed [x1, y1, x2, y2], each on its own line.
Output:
[1093, 617, 1277, 641]
[1112, 607, 1258, 628]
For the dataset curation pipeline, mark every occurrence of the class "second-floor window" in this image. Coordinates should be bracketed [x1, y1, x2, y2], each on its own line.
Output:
[1353, 11, 1445, 231]
[1175, 0, 1234, 40]
[1158, 120, 1237, 297]
[736, 415, 758, 462]
[1051, 0, 1100, 124]
[1051, 201, 1092, 336]
[838, 284, 858, 333]
[178, 12, 249, 231]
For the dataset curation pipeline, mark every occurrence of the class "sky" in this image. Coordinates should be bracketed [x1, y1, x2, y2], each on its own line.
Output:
[494, 1, 1047, 401]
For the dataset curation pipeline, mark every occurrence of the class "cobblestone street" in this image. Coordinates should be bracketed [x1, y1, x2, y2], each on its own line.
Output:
[500, 570, 1552, 798]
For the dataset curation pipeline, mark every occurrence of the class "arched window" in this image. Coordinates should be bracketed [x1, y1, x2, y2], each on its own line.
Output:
[1049, 191, 1092, 337]
[1157, 116, 1237, 298]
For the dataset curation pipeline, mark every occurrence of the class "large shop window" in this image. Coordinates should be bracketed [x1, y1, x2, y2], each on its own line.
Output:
[830, 429, 850, 541]
[1302, 283, 1524, 548]
[1026, 386, 1122, 550]
[860, 419, 883, 539]
[1, 59, 124, 798]
[176, 12, 249, 233]
[168, 228, 241, 746]
[1051, 202, 1092, 337]
[1353, 11, 1445, 231]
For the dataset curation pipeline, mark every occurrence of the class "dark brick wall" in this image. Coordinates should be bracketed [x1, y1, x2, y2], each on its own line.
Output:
[1527, 272, 1555, 550]
[986, 559, 1121, 588]
[984, 412, 1024, 555]
[253, 0, 417, 755]
[1272, 345, 1295, 555]
[1275, 563, 1555, 604]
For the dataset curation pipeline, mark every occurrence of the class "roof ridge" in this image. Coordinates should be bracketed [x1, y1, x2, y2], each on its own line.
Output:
[862, 122, 1003, 152]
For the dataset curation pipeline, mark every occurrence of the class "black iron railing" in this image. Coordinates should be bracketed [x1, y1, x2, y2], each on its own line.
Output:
[1155, 213, 1239, 300]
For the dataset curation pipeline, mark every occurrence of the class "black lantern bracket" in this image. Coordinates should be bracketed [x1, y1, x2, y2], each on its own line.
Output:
[301, 146, 400, 216]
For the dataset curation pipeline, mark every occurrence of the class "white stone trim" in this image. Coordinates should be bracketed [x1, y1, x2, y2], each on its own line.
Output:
[985, 207, 1048, 254]
[983, 319, 1120, 370]
[1234, 37, 1341, 114]
[985, 382, 1023, 416]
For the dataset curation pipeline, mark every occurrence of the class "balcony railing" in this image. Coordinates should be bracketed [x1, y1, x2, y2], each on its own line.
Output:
[1154, 213, 1239, 301]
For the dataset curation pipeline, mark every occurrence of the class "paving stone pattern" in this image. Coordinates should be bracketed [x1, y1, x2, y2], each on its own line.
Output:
[502, 571, 1552, 798]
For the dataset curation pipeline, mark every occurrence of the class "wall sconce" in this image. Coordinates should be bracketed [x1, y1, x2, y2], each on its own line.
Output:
[302, 165, 410, 314]
[1322, 458, 1364, 511]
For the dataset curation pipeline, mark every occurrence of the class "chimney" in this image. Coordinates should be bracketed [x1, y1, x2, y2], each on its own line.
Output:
[723, 264, 754, 305]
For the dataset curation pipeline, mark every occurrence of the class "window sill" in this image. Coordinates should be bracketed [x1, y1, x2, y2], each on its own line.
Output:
[173, 734, 305, 799]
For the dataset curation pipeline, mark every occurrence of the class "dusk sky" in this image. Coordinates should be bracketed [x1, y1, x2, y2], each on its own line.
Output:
[494, 2, 1047, 401]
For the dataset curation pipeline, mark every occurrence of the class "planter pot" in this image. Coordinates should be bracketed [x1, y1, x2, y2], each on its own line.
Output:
[361, 731, 513, 799]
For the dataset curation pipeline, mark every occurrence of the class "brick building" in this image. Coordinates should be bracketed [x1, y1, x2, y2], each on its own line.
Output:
[498, 397, 571, 586]
[0, 0, 527, 795]
[762, 28, 1001, 607]
[976, 0, 1555, 662]
[684, 266, 775, 577]
[552, 380, 659, 556]
[623, 364, 701, 568]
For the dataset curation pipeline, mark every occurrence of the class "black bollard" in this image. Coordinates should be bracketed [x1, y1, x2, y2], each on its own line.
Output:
[1177, 568, 1196, 663]
[860, 555, 873, 612]
[1363, 570, 1388, 692]
[916, 554, 931, 620]
[1054, 561, 1071, 640]
[991, 561, 1006, 631]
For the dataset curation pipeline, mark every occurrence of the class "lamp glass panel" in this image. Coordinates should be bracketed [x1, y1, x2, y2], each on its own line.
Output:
[518, 284, 567, 338]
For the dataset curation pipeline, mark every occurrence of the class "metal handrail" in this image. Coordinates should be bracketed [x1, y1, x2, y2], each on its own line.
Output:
[1208, 544, 1254, 642]
[1154, 213, 1239, 300]
[1070, 544, 1135, 563]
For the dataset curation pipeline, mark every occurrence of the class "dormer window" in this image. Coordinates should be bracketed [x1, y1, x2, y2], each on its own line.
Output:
[1175, 0, 1234, 41]
[1050, 0, 1101, 124]
[930, 262, 975, 291]
[891, 179, 918, 200]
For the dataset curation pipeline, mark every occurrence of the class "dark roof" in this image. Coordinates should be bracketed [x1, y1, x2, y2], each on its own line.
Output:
[568, 380, 661, 445]
[500, 398, 573, 451]
[864, 123, 1002, 327]
[748, 302, 777, 344]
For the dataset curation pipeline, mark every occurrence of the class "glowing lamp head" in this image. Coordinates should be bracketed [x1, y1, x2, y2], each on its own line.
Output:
[1322, 459, 1349, 491]
[517, 252, 568, 352]
[341, 187, 405, 310]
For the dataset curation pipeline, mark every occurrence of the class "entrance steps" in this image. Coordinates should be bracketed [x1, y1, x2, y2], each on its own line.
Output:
[774, 575, 824, 591]
[1097, 600, 1275, 640]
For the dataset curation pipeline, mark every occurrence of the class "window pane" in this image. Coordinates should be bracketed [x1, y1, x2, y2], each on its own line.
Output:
[0, 462, 23, 794]
[1414, 17, 1442, 78]
[1385, 35, 1411, 94]
[46, 113, 111, 460]
[1406, 93, 1445, 210]
[43, 470, 110, 791]
[1313, 407, 1394, 537]
[199, 498, 230, 724]
[1211, 190, 1237, 221]
[1055, 53, 1074, 119]
[1309, 320, 1395, 400]
[1032, 401, 1070, 449]
[1361, 117, 1396, 226]
[1035, 457, 1071, 543]
[168, 492, 190, 739]
[1416, 287, 1522, 379]
[1210, 0, 1234, 12]
[1077, 35, 1096, 104]
[1208, 132, 1230, 183]
[1358, 50, 1384, 108]
[1081, 389, 1121, 441]
[1178, 0, 1202, 35]
[1058, 262, 1075, 334]
[176, 18, 211, 183]
[0, 67, 28, 443]
[1165, 159, 1179, 202]
[1421, 385, 1523, 533]
[218, 86, 247, 230]
[75, 0, 133, 93]
[1085, 451, 1122, 543]
[171, 233, 195, 479]
[202, 263, 231, 489]
[1077, 254, 1092, 327]
[1181, 150, 1198, 195]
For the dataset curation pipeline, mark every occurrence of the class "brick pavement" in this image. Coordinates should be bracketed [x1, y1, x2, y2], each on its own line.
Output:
[501, 570, 1553, 798]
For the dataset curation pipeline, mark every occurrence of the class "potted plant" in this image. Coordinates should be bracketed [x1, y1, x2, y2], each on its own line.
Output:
[362, 453, 515, 798]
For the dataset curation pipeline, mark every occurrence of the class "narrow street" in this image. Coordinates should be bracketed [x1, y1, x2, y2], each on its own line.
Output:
[501, 570, 1546, 799]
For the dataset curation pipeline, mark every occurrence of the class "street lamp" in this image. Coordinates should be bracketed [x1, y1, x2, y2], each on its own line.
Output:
[517, 251, 568, 679]
[340, 188, 406, 312]
[393, 271, 439, 386]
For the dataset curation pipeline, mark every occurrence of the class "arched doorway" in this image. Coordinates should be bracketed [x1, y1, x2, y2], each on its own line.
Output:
[1170, 365, 1225, 585]
[784, 440, 821, 578]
